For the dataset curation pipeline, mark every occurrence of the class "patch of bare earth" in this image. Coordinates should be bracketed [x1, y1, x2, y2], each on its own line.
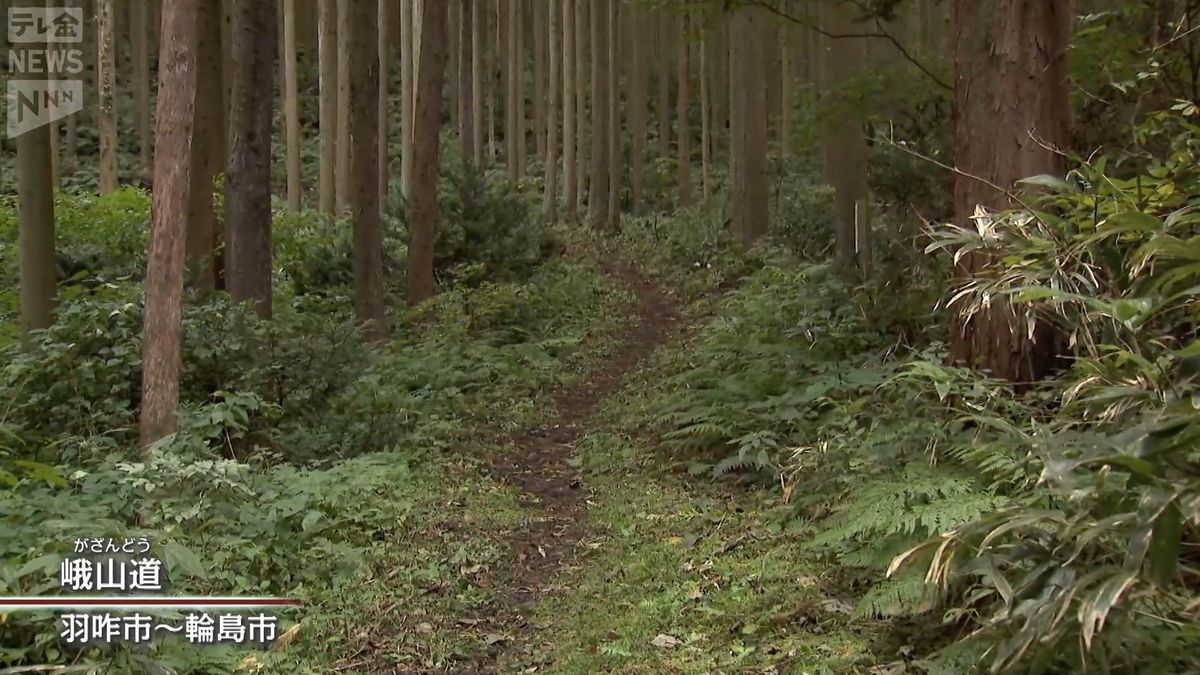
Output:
[453, 259, 682, 673]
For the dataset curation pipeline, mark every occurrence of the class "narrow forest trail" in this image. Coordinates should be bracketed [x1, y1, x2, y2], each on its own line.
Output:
[458, 256, 685, 673]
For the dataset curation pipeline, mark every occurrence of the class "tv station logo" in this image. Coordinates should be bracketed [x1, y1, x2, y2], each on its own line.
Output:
[6, 5, 85, 137]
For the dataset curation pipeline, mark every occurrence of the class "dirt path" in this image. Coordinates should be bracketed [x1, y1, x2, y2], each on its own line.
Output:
[459, 258, 682, 673]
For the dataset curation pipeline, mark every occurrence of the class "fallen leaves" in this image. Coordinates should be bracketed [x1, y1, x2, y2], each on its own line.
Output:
[650, 633, 682, 649]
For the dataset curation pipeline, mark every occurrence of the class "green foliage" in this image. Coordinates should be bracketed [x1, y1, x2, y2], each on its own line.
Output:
[394, 148, 554, 286]
[273, 207, 407, 298]
[892, 112, 1200, 673]
[0, 161, 629, 671]
[767, 157, 837, 258]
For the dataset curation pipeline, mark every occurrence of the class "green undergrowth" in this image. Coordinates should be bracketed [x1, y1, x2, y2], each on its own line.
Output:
[528, 449, 875, 675]
[521, 296, 880, 673]
[533, 245, 982, 673]
[584, 109, 1200, 674]
[0, 193, 632, 672]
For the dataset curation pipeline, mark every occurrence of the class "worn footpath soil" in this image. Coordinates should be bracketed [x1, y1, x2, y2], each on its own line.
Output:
[457, 258, 683, 674]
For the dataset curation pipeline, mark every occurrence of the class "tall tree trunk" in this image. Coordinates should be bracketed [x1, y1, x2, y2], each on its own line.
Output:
[587, 0, 610, 230]
[713, 18, 728, 165]
[487, 0, 498, 162]
[533, 0, 547, 162]
[347, 0, 387, 338]
[221, 0, 234, 144]
[335, 0, 351, 212]
[700, 21, 711, 202]
[503, 0, 518, 180]
[283, 0, 302, 210]
[459, 0, 475, 161]
[675, 13, 691, 207]
[97, 0, 118, 193]
[140, 0, 201, 449]
[226, 0, 276, 319]
[606, 0, 619, 227]
[780, 14, 793, 159]
[16, 112, 56, 348]
[562, 0, 577, 221]
[543, 0, 560, 223]
[628, 3, 647, 215]
[401, 0, 415, 195]
[820, 2, 868, 273]
[186, 0, 223, 293]
[655, 12, 670, 163]
[318, 0, 337, 213]
[730, 4, 767, 249]
[378, 0, 390, 202]
[472, 0, 485, 164]
[408, 0, 449, 306]
[950, 0, 1072, 382]
[62, 0, 79, 169]
[132, 0, 151, 175]
[574, 0, 588, 210]
[45, 0, 59, 191]
[764, 18, 779, 150]
[449, 0, 460, 135]
[514, 0, 526, 179]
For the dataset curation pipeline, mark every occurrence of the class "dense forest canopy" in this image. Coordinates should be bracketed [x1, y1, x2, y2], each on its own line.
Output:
[1, 0, 1198, 672]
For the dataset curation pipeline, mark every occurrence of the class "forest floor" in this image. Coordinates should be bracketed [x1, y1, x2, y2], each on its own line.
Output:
[461, 256, 683, 672]
[340, 247, 880, 674]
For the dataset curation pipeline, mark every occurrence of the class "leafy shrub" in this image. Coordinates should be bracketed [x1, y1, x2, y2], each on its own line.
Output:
[273, 206, 407, 298]
[767, 157, 837, 258]
[890, 111, 1200, 672]
[393, 147, 553, 286]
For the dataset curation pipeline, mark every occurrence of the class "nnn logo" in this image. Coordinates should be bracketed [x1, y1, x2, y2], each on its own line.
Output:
[7, 80, 84, 137]
[6, 6, 84, 137]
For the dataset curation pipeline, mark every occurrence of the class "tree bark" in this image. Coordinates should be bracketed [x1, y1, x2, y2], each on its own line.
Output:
[63, 0, 79, 167]
[379, 0, 390, 202]
[730, 4, 767, 249]
[713, 18, 728, 164]
[487, 0, 498, 161]
[283, 0, 302, 210]
[606, 0, 619, 227]
[17, 105, 56, 349]
[586, 0, 610, 230]
[335, 0, 351, 212]
[533, 0, 547, 162]
[348, 0, 387, 339]
[656, 12, 670, 163]
[407, 0, 449, 306]
[225, 0, 275, 319]
[449, 0, 460, 135]
[542, 0, 560, 223]
[700, 19, 711, 202]
[488, 0, 499, 162]
[97, 0, 118, 193]
[132, 0, 151, 175]
[459, 0, 475, 162]
[562, 0, 577, 220]
[401, 0, 415, 195]
[186, 0, 223, 293]
[675, 13, 691, 207]
[627, 3, 646, 214]
[574, 0, 588, 210]
[780, 14, 793, 159]
[950, 0, 1072, 382]
[514, 0, 525, 180]
[140, 0, 202, 449]
[503, 0, 518, 180]
[318, 0, 337, 213]
[472, 0, 485, 164]
[820, 2, 868, 273]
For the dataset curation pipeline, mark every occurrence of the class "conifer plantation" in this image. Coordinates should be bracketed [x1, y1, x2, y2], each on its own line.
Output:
[2, 1, 1199, 672]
